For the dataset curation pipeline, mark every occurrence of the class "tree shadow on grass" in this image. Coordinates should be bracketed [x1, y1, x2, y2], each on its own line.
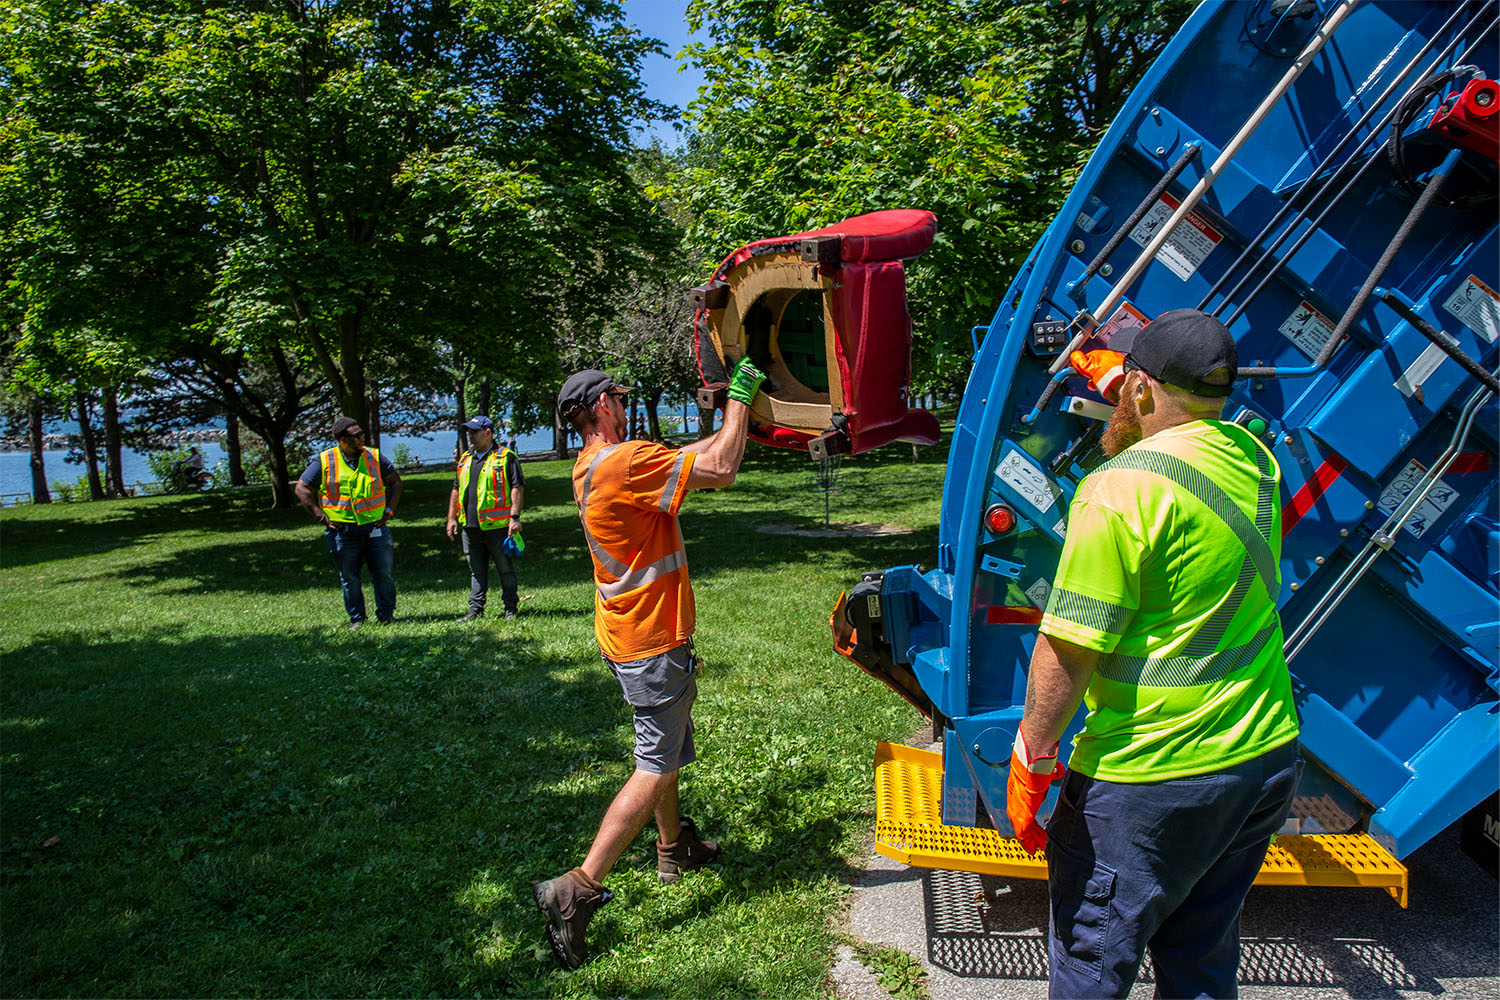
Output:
[0, 625, 651, 997]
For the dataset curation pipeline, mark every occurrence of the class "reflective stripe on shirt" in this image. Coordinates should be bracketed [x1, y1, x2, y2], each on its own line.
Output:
[576, 444, 691, 602]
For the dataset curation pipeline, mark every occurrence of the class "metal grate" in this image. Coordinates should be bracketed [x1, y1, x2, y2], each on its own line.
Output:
[873, 741, 1408, 907]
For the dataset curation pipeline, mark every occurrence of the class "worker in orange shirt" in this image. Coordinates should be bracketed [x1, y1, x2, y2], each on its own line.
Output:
[533, 360, 765, 969]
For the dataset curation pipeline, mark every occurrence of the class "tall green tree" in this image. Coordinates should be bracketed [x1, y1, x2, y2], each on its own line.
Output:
[681, 0, 1193, 395]
[4, 0, 672, 493]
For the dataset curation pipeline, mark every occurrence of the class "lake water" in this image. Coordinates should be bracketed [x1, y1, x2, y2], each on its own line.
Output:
[1, 407, 704, 501]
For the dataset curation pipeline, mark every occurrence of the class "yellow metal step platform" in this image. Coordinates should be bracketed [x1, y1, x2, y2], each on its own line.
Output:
[874, 741, 1408, 907]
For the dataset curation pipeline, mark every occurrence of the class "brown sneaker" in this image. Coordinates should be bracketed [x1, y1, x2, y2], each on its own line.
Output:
[657, 817, 722, 884]
[533, 868, 611, 969]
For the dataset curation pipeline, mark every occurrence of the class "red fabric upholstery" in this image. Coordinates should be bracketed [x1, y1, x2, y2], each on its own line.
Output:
[698, 209, 941, 455]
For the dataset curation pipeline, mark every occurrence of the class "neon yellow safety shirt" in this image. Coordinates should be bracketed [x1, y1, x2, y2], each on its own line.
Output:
[1039, 420, 1299, 782]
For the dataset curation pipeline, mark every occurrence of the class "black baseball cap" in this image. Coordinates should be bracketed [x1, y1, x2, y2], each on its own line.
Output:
[463, 415, 494, 431]
[557, 369, 630, 420]
[1111, 309, 1237, 397]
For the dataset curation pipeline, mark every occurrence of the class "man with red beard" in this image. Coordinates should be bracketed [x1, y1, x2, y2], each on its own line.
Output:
[1008, 309, 1301, 999]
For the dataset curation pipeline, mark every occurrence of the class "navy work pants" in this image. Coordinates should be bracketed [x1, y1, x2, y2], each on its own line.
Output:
[460, 527, 518, 615]
[1046, 740, 1301, 999]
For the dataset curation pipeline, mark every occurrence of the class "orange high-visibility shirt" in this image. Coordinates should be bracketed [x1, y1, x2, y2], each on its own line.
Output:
[572, 441, 695, 661]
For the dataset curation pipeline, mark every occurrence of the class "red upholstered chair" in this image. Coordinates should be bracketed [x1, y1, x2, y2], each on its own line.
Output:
[693, 209, 941, 457]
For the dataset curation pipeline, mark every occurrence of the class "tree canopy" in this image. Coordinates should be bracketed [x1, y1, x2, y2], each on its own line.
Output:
[3, 0, 675, 498]
[679, 0, 1193, 393]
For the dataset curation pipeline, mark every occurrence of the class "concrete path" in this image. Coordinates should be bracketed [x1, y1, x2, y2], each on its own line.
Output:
[836, 804, 1498, 999]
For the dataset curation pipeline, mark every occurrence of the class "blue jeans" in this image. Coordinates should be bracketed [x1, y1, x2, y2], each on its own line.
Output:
[325, 523, 396, 623]
[1046, 740, 1301, 999]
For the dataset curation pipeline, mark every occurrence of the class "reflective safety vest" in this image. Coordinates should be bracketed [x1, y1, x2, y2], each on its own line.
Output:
[456, 447, 515, 529]
[319, 446, 387, 524]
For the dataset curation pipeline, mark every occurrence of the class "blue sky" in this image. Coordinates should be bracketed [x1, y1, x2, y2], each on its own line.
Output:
[622, 0, 708, 146]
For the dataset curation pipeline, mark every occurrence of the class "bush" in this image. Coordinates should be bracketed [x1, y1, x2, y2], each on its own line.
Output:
[390, 442, 416, 468]
[48, 474, 92, 502]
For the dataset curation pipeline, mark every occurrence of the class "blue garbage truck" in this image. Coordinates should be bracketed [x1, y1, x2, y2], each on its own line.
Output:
[820, 0, 1498, 904]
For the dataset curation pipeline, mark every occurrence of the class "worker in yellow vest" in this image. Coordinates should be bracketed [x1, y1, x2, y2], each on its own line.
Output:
[446, 415, 525, 621]
[293, 416, 403, 629]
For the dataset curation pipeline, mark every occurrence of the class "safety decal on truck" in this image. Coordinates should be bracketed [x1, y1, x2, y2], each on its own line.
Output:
[1025, 578, 1053, 610]
[996, 448, 1064, 514]
[1279, 301, 1337, 360]
[1127, 192, 1221, 281]
[1443, 275, 1500, 344]
[1096, 301, 1148, 346]
[1376, 460, 1461, 538]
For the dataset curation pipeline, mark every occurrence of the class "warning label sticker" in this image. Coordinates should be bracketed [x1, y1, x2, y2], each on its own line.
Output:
[1128, 192, 1222, 281]
[1376, 460, 1461, 539]
[996, 447, 1064, 515]
[1096, 301, 1148, 347]
[1279, 301, 1337, 360]
[1443, 275, 1500, 344]
[1025, 578, 1053, 610]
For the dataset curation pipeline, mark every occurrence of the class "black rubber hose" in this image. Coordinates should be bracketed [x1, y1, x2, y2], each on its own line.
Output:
[1069, 142, 1202, 304]
[1379, 290, 1500, 395]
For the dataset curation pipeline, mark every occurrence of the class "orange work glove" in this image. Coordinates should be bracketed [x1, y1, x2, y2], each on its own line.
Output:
[1006, 727, 1065, 856]
[1069, 349, 1128, 404]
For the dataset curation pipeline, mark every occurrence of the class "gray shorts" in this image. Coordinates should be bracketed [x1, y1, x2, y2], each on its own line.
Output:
[605, 642, 697, 774]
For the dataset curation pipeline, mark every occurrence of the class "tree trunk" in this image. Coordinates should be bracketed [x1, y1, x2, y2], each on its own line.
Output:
[225, 411, 246, 486]
[332, 312, 369, 429]
[454, 370, 468, 461]
[261, 431, 296, 508]
[553, 411, 570, 461]
[629, 396, 639, 439]
[645, 388, 663, 441]
[74, 390, 105, 501]
[101, 386, 125, 497]
[28, 399, 50, 504]
[477, 376, 492, 420]
[367, 382, 382, 448]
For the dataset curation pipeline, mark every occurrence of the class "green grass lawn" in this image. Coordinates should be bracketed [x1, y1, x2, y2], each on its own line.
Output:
[1, 439, 946, 997]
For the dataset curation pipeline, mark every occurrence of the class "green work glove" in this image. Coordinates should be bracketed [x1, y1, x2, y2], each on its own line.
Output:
[727, 357, 766, 407]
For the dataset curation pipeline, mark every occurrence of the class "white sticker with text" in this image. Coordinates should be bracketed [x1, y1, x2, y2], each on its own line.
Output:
[997, 449, 1064, 515]
[1443, 275, 1500, 344]
[1128, 192, 1222, 281]
[1279, 301, 1337, 361]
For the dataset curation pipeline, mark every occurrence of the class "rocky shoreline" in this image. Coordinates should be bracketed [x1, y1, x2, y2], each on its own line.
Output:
[0, 429, 226, 452]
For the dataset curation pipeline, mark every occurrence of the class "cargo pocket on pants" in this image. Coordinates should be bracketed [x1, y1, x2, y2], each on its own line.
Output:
[1049, 839, 1116, 980]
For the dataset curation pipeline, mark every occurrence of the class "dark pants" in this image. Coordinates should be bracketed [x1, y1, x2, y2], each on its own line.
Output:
[1046, 740, 1301, 999]
[461, 527, 518, 614]
[325, 523, 396, 623]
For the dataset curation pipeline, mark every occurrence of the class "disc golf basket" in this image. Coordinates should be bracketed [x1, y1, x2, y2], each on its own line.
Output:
[810, 454, 844, 526]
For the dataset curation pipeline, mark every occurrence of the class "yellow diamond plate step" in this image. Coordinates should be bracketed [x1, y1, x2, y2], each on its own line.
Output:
[874, 741, 1408, 907]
